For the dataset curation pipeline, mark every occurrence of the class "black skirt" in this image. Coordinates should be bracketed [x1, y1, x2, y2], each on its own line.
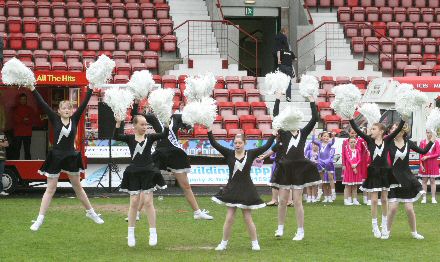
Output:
[39, 149, 84, 178]
[360, 166, 400, 192]
[212, 171, 265, 209]
[152, 147, 191, 174]
[270, 157, 321, 189]
[120, 163, 167, 195]
[389, 169, 425, 203]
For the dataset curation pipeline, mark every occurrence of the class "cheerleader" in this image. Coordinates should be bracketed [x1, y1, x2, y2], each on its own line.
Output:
[29, 85, 104, 231]
[342, 137, 363, 205]
[271, 96, 321, 241]
[132, 102, 213, 220]
[305, 141, 320, 203]
[349, 118, 405, 238]
[313, 131, 336, 202]
[114, 115, 168, 247]
[418, 130, 440, 204]
[383, 123, 434, 240]
[208, 129, 275, 251]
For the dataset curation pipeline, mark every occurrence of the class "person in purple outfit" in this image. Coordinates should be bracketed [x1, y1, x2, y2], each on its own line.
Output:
[312, 131, 336, 203]
[305, 141, 320, 203]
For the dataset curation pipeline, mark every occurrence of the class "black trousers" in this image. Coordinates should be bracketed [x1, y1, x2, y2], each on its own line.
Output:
[13, 136, 31, 160]
[278, 64, 294, 100]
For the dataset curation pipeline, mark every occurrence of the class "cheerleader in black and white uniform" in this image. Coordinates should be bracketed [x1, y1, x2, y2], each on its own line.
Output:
[132, 102, 213, 220]
[29, 85, 104, 231]
[271, 95, 321, 241]
[383, 123, 434, 240]
[208, 129, 276, 251]
[349, 118, 405, 238]
[114, 114, 169, 247]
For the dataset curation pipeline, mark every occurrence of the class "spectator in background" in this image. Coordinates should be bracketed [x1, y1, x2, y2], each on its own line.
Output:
[12, 93, 35, 160]
[273, 27, 289, 71]
[0, 130, 9, 196]
[278, 41, 297, 102]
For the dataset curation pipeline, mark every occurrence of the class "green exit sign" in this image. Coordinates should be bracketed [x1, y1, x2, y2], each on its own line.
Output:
[245, 6, 254, 16]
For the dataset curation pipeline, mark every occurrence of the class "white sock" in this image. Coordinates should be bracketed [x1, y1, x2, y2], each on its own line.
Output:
[382, 216, 387, 226]
[363, 196, 368, 202]
[136, 211, 140, 217]
[36, 214, 45, 223]
[278, 225, 284, 231]
[149, 228, 157, 234]
[251, 240, 259, 246]
[348, 197, 352, 202]
[332, 189, 336, 194]
[220, 240, 228, 246]
[194, 209, 201, 214]
[372, 218, 378, 226]
[86, 208, 96, 215]
[297, 227, 304, 234]
[128, 227, 135, 235]
[353, 198, 358, 202]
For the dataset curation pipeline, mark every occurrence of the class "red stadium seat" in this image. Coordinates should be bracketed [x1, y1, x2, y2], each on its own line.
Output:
[37, 1, 51, 17]
[224, 115, 239, 131]
[395, 38, 408, 54]
[127, 50, 142, 63]
[23, 61, 35, 71]
[245, 89, 261, 103]
[113, 50, 127, 63]
[430, 0, 440, 8]
[126, 3, 140, 19]
[23, 33, 38, 50]
[102, 34, 116, 51]
[338, 7, 352, 22]
[53, 17, 67, 34]
[211, 129, 227, 139]
[52, 2, 66, 17]
[144, 51, 159, 70]
[407, 8, 421, 23]
[147, 35, 161, 51]
[228, 129, 244, 139]
[423, 54, 437, 67]
[401, 22, 415, 38]
[132, 35, 147, 51]
[9, 33, 22, 50]
[132, 62, 147, 72]
[162, 75, 177, 89]
[40, 33, 55, 50]
[23, 17, 37, 33]
[141, 3, 155, 19]
[250, 102, 267, 117]
[345, 24, 359, 38]
[218, 102, 235, 117]
[82, 2, 96, 18]
[225, 76, 240, 90]
[52, 62, 68, 71]
[65, 50, 80, 64]
[49, 50, 64, 63]
[409, 38, 422, 53]
[67, 2, 81, 18]
[213, 89, 230, 102]
[193, 126, 209, 139]
[423, 38, 437, 53]
[317, 102, 333, 119]
[235, 102, 250, 117]
[409, 54, 423, 67]
[433, 65, 440, 76]
[240, 115, 256, 130]
[72, 34, 86, 51]
[0, 17, 5, 33]
[245, 129, 262, 139]
[33, 50, 48, 62]
[56, 34, 70, 50]
[365, 37, 379, 53]
[116, 62, 131, 76]
[99, 18, 113, 34]
[35, 61, 51, 71]
[3, 50, 16, 62]
[429, 22, 440, 37]
[321, 76, 335, 92]
[380, 37, 393, 53]
[153, 74, 162, 84]
[352, 7, 365, 22]
[348, 0, 359, 6]
[380, 7, 393, 22]
[114, 75, 129, 84]
[230, 89, 246, 103]
[86, 34, 101, 51]
[387, 22, 401, 38]
[112, 3, 125, 18]
[324, 115, 341, 131]
[415, 22, 429, 37]
[162, 35, 177, 52]
[144, 19, 158, 35]
[22, 1, 36, 17]
[215, 76, 225, 89]
[213, 115, 223, 130]
[69, 18, 83, 34]
[351, 77, 367, 89]
[97, 3, 110, 18]
[115, 18, 128, 34]
[117, 35, 132, 51]
[394, 7, 407, 22]
[335, 76, 350, 85]
[159, 19, 173, 35]
[129, 19, 143, 35]
[84, 18, 98, 34]
[82, 51, 96, 64]
[419, 65, 434, 76]
[366, 7, 379, 21]
[395, 54, 409, 70]
[241, 76, 257, 90]
[256, 115, 272, 131]
[155, 3, 170, 19]
[17, 50, 33, 62]
[352, 37, 365, 53]
[8, 17, 22, 33]
[422, 8, 435, 22]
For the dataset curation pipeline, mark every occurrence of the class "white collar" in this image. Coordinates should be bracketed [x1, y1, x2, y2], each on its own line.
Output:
[57, 119, 72, 144]
[232, 152, 248, 177]
[287, 131, 301, 152]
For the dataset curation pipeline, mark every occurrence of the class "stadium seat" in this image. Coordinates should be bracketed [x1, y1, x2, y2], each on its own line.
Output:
[419, 65, 434, 76]
[162, 35, 177, 52]
[380, 37, 393, 53]
[240, 115, 256, 130]
[415, 22, 429, 37]
[52, 2, 66, 17]
[211, 129, 227, 139]
[82, 2, 96, 18]
[213, 115, 223, 130]
[224, 116, 239, 131]
[352, 37, 365, 53]
[85, 18, 98, 34]
[114, 75, 129, 84]
[155, 3, 170, 19]
[409, 38, 422, 53]
[132, 62, 147, 72]
[215, 76, 226, 89]
[147, 35, 161, 51]
[144, 51, 159, 70]
[97, 3, 110, 18]
[241, 76, 257, 89]
[423, 38, 437, 53]
[34, 50, 48, 62]
[408, 8, 421, 22]
[162, 75, 177, 89]
[117, 35, 132, 51]
[245, 129, 262, 139]
[67, 2, 81, 18]
[126, 3, 140, 19]
[366, 7, 379, 21]
[65, 50, 80, 64]
[235, 102, 250, 117]
[409, 54, 423, 67]
[87, 34, 101, 51]
[395, 38, 408, 53]
[22, 1, 36, 17]
[317, 102, 333, 119]
[56, 34, 70, 50]
[324, 115, 341, 131]
[153, 74, 162, 84]
[159, 19, 173, 35]
[251, 102, 267, 117]
[102, 34, 116, 51]
[69, 18, 83, 34]
[230, 89, 246, 103]
[35, 61, 51, 71]
[23, 33, 38, 50]
[141, 3, 155, 19]
[245, 89, 261, 103]
[218, 102, 235, 117]
[214, 89, 230, 102]
[132, 35, 147, 51]
[422, 8, 435, 22]
[225, 76, 240, 90]
[23, 17, 37, 33]
[423, 54, 437, 67]
[115, 18, 128, 35]
[227, 129, 244, 139]
[52, 62, 68, 71]
[144, 19, 159, 35]
[72, 34, 86, 50]
[17, 50, 33, 62]
[256, 115, 272, 131]
[49, 50, 64, 63]
[116, 62, 131, 76]
[82, 51, 96, 64]
[129, 19, 143, 35]
[401, 22, 414, 38]
[395, 54, 409, 70]
[112, 3, 125, 18]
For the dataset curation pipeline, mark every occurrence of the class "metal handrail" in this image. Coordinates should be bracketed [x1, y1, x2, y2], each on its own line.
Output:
[165, 19, 259, 76]
[303, 4, 314, 25]
[296, 21, 395, 76]
[216, 0, 225, 20]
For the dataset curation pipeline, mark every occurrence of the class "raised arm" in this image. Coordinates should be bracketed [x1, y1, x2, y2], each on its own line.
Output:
[207, 131, 232, 156]
[385, 119, 405, 141]
[249, 135, 276, 158]
[409, 140, 433, 155]
[31, 88, 57, 123]
[349, 119, 370, 142]
[72, 88, 93, 121]
[144, 113, 163, 133]
[149, 127, 169, 142]
[301, 102, 318, 136]
[273, 99, 280, 117]
[113, 123, 129, 143]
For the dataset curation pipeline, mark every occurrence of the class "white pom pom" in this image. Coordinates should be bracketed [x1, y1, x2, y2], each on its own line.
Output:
[272, 105, 304, 131]
[182, 97, 217, 128]
[184, 73, 216, 102]
[298, 75, 319, 98]
[331, 84, 362, 119]
[103, 87, 134, 120]
[262, 70, 291, 95]
[148, 88, 174, 124]
[426, 108, 440, 133]
[127, 70, 155, 100]
[395, 83, 428, 117]
[359, 103, 381, 127]
[86, 54, 116, 87]
[1, 58, 36, 88]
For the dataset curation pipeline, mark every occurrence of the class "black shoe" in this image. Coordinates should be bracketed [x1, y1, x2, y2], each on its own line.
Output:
[286, 97, 292, 102]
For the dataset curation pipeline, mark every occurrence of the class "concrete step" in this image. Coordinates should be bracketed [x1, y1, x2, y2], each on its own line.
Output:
[167, 69, 248, 77]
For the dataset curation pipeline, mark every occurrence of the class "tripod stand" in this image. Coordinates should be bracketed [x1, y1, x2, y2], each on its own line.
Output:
[96, 132, 122, 192]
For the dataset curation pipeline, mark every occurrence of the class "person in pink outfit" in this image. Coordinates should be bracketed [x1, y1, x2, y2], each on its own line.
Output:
[418, 130, 439, 204]
[342, 137, 363, 205]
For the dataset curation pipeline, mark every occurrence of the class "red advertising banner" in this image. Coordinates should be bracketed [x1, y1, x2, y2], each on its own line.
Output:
[35, 71, 88, 86]
[393, 76, 440, 92]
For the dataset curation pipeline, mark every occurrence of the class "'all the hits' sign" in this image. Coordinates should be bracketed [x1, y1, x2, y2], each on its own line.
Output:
[35, 71, 89, 86]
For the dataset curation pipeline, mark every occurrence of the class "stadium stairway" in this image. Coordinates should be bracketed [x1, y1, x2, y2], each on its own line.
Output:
[305, 11, 383, 78]
[166, 0, 247, 76]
